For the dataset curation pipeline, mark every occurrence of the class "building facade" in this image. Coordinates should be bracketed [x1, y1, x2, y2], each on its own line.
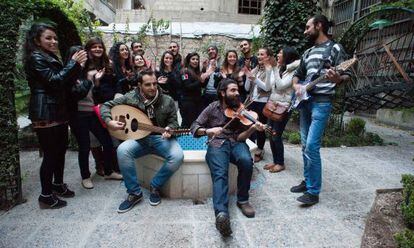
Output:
[108, 0, 265, 24]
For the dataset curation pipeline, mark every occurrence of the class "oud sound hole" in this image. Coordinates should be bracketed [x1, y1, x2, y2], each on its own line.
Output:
[124, 128, 129, 134]
[131, 119, 138, 132]
[126, 114, 130, 119]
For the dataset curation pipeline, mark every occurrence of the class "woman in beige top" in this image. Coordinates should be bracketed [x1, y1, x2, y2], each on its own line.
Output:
[264, 47, 300, 173]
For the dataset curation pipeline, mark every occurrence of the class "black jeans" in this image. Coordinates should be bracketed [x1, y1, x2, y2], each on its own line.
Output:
[247, 101, 267, 150]
[180, 97, 202, 128]
[70, 111, 114, 179]
[35, 124, 68, 195]
[268, 113, 290, 165]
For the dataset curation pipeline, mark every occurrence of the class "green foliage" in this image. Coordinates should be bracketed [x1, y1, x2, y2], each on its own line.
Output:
[401, 174, 414, 227]
[345, 118, 366, 136]
[395, 228, 414, 248]
[261, 0, 320, 55]
[287, 131, 301, 144]
[374, 0, 414, 11]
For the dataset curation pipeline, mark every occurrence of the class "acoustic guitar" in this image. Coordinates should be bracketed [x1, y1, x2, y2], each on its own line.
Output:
[290, 57, 357, 111]
[109, 104, 190, 140]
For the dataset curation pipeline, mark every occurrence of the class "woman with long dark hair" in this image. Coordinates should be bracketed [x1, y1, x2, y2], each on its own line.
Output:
[180, 52, 203, 128]
[69, 38, 122, 189]
[264, 47, 300, 173]
[244, 47, 275, 162]
[24, 22, 87, 208]
[214, 50, 246, 101]
[109, 42, 133, 94]
[156, 51, 181, 101]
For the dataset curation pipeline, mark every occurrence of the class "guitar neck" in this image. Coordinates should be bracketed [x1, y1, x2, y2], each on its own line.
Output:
[305, 74, 328, 91]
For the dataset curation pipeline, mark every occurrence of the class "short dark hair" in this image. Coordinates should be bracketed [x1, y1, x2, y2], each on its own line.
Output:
[217, 78, 238, 102]
[136, 68, 155, 84]
[311, 14, 333, 35]
[131, 41, 142, 50]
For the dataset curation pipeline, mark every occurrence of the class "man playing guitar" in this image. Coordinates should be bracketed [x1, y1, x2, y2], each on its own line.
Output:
[100, 69, 184, 213]
[290, 15, 350, 206]
[191, 78, 265, 236]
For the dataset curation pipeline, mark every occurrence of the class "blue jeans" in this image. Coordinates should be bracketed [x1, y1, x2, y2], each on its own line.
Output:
[206, 140, 253, 216]
[117, 135, 184, 195]
[299, 100, 332, 195]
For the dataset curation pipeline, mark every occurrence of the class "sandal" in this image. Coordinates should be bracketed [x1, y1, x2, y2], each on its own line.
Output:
[253, 150, 264, 163]
[263, 163, 276, 170]
[269, 164, 285, 173]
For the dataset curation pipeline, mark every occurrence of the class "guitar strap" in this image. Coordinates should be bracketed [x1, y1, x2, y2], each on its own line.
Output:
[315, 41, 336, 76]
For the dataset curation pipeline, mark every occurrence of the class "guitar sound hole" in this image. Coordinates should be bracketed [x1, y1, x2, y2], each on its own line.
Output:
[126, 114, 130, 119]
[125, 128, 129, 134]
[131, 119, 138, 132]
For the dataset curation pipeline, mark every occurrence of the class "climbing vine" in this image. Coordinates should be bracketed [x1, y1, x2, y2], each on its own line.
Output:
[260, 0, 321, 55]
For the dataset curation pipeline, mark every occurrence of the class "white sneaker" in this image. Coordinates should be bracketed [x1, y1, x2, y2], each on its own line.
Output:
[81, 178, 94, 189]
[104, 172, 123, 180]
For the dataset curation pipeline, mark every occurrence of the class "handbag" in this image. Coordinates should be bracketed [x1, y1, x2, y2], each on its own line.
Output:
[262, 101, 288, 122]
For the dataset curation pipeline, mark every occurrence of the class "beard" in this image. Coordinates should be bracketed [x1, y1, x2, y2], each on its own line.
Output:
[224, 95, 241, 109]
[306, 30, 319, 43]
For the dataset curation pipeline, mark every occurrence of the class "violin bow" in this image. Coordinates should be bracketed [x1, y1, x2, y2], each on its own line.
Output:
[206, 97, 256, 144]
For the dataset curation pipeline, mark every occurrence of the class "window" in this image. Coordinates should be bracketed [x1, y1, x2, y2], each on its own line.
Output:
[238, 0, 262, 15]
[133, 0, 145, 9]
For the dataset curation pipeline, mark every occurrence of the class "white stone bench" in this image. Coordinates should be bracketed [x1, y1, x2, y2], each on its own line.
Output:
[135, 139, 257, 200]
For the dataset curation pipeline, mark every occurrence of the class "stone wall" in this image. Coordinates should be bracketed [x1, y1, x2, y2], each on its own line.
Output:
[102, 33, 244, 67]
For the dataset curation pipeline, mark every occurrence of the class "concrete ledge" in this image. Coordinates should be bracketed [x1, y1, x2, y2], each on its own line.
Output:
[135, 139, 257, 200]
[376, 109, 414, 130]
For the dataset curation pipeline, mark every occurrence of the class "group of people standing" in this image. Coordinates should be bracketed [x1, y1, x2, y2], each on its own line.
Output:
[24, 14, 349, 237]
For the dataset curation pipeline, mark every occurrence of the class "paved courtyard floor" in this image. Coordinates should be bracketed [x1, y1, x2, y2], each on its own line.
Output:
[1, 116, 413, 247]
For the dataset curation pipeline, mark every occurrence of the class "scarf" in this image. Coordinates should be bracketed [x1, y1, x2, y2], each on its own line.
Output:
[140, 89, 159, 120]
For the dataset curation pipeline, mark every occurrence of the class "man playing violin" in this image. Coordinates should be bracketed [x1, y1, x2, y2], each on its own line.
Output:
[191, 78, 265, 237]
[100, 69, 184, 213]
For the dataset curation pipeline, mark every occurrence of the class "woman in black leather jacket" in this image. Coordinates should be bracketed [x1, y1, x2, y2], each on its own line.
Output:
[24, 23, 87, 209]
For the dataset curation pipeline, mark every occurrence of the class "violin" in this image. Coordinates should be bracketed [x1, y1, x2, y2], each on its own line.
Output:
[224, 104, 277, 136]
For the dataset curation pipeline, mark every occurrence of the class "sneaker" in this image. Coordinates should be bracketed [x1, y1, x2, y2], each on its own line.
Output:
[297, 192, 319, 206]
[215, 212, 232, 236]
[38, 194, 67, 209]
[149, 186, 161, 206]
[81, 178, 94, 189]
[117, 192, 143, 213]
[52, 183, 75, 198]
[290, 180, 307, 193]
[104, 172, 123, 180]
[236, 202, 255, 218]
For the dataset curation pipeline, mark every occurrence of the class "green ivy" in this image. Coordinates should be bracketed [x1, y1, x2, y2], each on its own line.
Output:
[260, 0, 320, 55]
[0, 0, 81, 210]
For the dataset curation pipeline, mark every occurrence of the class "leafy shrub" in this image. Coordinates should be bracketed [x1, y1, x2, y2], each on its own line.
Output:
[401, 174, 414, 228]
[346, 118, 366, 136]
[288, 131, 301, 144]
[394, 229, 414, 248]
[365, 132, 384, 146]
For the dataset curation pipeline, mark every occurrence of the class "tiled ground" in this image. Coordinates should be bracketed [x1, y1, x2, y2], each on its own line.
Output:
[1, 116, 413, 247]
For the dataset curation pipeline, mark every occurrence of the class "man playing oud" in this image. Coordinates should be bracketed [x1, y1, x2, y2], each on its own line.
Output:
[100, 69, 184, 213]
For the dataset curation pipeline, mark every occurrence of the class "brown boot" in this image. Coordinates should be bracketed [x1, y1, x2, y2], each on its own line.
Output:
[237, 202, 255, 218]
[91, 147, 104, 176]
